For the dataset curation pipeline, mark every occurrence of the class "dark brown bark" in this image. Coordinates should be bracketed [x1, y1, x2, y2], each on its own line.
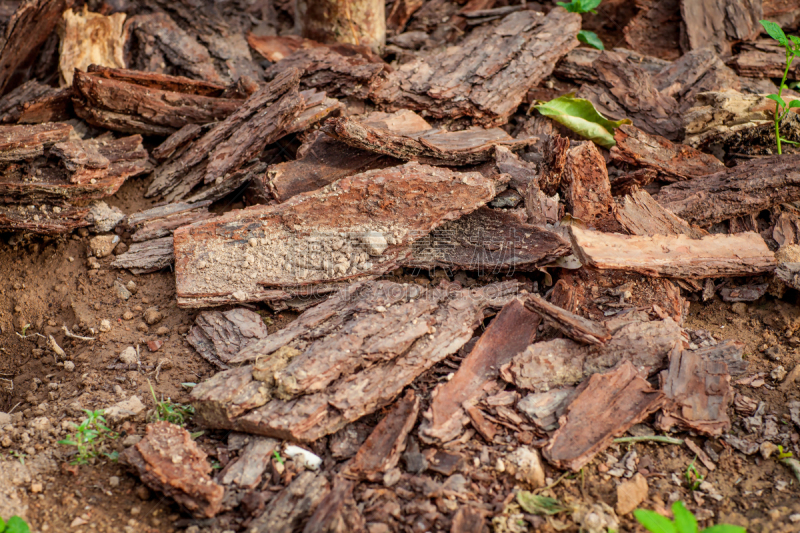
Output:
[297, 0, 386, 54]
[0, 80, 71, 124]
[680, 0, 762, 56]
[248, 471, 330, 533]
[554, 47, 670, 84]
[302, 477, 366, 533]
[623, 0, 682, 61]
[110, 236, 174, 275]
[186, 308, 270, 369]
[387, 0, 425, 33]
[524, 294, 612, 345]
[610, 169, 657, 197]
[562, 142, 616, 230]
[653, 48, 741, 112]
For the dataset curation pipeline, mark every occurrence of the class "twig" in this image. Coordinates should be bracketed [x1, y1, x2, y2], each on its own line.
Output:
[534, 471, 573, 495]
[614, 435, 684, 445]
[62, 325, 95, 341]
[8, 401, 21, 414]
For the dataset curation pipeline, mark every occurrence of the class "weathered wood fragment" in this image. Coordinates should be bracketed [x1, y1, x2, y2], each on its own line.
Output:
[611, 125, 723, 182]
[693, 340, 747, 376]
[371, 8, 581, 125]
[655, 154, 800, 226]
[124, 201, 215, 242]
[517, 388, 577, 431]
[543, 361, 665, 471]
[218, 436, 278, 489]
[58, 8, 125, 86]
[387, 0, 425, 33]
[419, 299, 539, 445]
[186, 308, 270, 369]
[719, 282, 768, 302]
[302, 477, 366, 533]
[119, 421, 224, 518]
[173, 163, 498, 307]
[0, 203, 88, 234]
[110, 236, 174, 275]
[562, 141, 615, 229]
[680, 0, 762, 56]
[653, 48, 741, 112]
[248, 471, 330, 533]
[246, 35, 320, 63]
[615, 190, 708, 239]
[297, 0, 386, 54]
[524, 295, 612, 345]
[344, 389, 419, 481]
[657, 346, 733, 436]
[501, 318, 682, 392]
[451, 507, 487, 533]
[728, 39, 800, 78]
[0, 80, 71, 124]
[494, 145, 537, 196]
[0, 122, 70, 159]
[570, 226, 776, 278]
[623, 0, 682, 61]
[555, 47, 670, 84]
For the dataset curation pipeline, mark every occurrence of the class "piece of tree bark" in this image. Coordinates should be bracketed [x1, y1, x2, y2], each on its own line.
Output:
[246, 35, 321, 63]
[297, 0, 386, 54]
[0, 80, 71, 124]
[248, 471, 330, 533]
[173, 162, 499, 307]
[729, 39, 800, 78]
[187, 308, 270, 370]
[0, 0, 72, 96]
[773, 207, 800, 246]
[494, 145, 537, 196]
[517, 388, 578, 431]
[124, 201, 215, 242]
[680, 0, 762, 56]
[623, 0, 682, 60]
[655, 154, 800, 226]
[218, 436, 278, 489]
[119, 421, 224, 518]
[190, 281, 518, 442]
[719, 282, 768, 302]
[0, 203, 88, 234]
[524, 294, 612, 345]
[110, 236, 174, 275]
[570, 226, 776, 278]
[419, 298, 539, 445]
[343, 389, 419, 481]
[615, 189, 709, 239]
[387, 0, 425, 33]
[451, 507, 487, 533]
[561, 141, 616, 230]
[371, 8, 581, 126]
[610, 169, 657, 197]
[542, 361, 665, 472]
[554, 47, 670, 84]
[303, 477, 366, 533]
[501, 318, 682, 392]
[58, 8, 125, 86]
[656, 346, 733, 436]
[611, 124, 723, 182]
[653, 48, 741, 113]
[578, 51, 682, 141]
[0, 122, 70, 159]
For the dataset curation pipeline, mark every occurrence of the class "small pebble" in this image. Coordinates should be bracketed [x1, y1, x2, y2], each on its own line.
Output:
[114, 281, 131, 301]
[136, 322, 149, 333]
[119, 347, 137, 365]
[143, 308, 162, 325]
[155, 326, 169, 336]
[109, 476, 120, 488]
[30, 482, 43, 493]
[122, 311, 134, 321]
[63, 361, 75, 372]
[99, 319, 112, 332]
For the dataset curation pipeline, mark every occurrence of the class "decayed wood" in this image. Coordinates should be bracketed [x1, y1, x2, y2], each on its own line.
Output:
[186, 308, 270, 369]
[218, 436, 278, 489]
[611, 124, 723, 182]
[501, 318, 682, 392]
[407, 207, 571, 272]
[615, 189, 709, 239]
[0, 122, 70, 159]
[119, 421, 224, 518]
[610, 169, 657, 197]
[655, 154, 800, 226]
[524, 294, 612, 345]
[58, 8, 125, 86]
[110, 236, 174, 275]
[344, 389, 419, 481]
[173, 162, 499, 307]
[190, 281, 518, 443]
[494, 145, 537, 196]
[728, 39, 800, 78]
[302, 477, 366, 533]
[680, 0, 762, 56]
[419, 299, 539, 445]
[371, 8, 581, 126]
[517, 388, 577, 431]
[571, 226, 776, 278]
[537, 135, 570, 197]
[124, 201, 215, 242]
[554, 47, 670, 84]
[653, 48, 740, 112]
[0, 0, 72, 96]
[623, 0, 682, 61]
[0, 203, 89, 234]
[297, 0, 386, 54]
[0, 80, 71, 124]
[543, 361, 666, 472]
[248, 471, 330, 533]
[562, 141, 615, 229]
[578, 51, 681, 141]
[656, 346, 733, 436]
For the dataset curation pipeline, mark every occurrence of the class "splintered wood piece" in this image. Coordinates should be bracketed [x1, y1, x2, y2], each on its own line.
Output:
[578, 51, 681, 140]
[187, 308, 270, 369]
[0, 80, 71, 124]
[248, 471, 331, 533]
[655, 154, 800, 226]
[344, 389, 419, 481]
[119, 421, 224, 518]
[543, 361, 665, 471]
[501, 318, 682, 392]
[297, 0, 385, 54]
[284, 89, 343, 136]
[0, 0, 70, 96]
[656, 346, 733, 436]
[302, 477, 366, 533]
[524, 294, 611, 345]
[371, 8, 581, 125]
[124, 201, 214, 242]
[719, 282, 768, 302]
[680, 0, 762, 56]
[562, 141, 615, 229]
[611, 124, 723, 182]
[218, 436, 278, 489]
[324, 115, 531, 166]
[728, 39, 800, 78]
[615, 189, 708, 239]
[623, 0, 682, 61]
[185, 161, 267, 205]
[110, 236, 174, 275]
[58, 8, 125, 86]
[0, 203, 89, 234]
[173, 162, 498, 307]
[419, 298, 539, 445]
[494, 145, 537, 196]
[246, 34, 321, 63]
[537, 135, 570, 197]
[190, 281, 518, 443]
[406, 207, 571, 272]
[0, 122, 71, 160]
[653, 48, 740, 112]
[610, 169, 657, 197]
[570, 226, 776, 278]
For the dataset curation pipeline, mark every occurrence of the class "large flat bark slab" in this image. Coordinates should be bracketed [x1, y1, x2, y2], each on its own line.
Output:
[173, 162, 499, 307]
[728, 39, 800, 78]
[0, 203, 89, 234]
[653, 48, 741, 113]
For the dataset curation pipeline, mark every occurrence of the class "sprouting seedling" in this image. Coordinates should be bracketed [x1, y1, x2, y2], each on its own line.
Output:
[684, 456, 704, 491]
[777, 445, 794, 459]
[57, 409, 118, 465]
[273, 450, 285, 465]
[635, 501, 745, 533]
[0, 515, 32, 533]
[557, 0, 605, 50]
[147, 380, 195, 426]
[759, 20, 800, 154]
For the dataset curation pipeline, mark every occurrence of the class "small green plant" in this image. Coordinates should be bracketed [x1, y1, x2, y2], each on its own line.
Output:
[759, 20, 800, 154]
[57, 409, 118, 465]
[0, 516, 31, 533]
[273, 450, 285, 465]
[148, 380, 195, 426]
[557, 0, 604, 50]
[777, 445, 794, 459]
[634, 501, 745, 533]
[685, 456, 704, 491]
[516, 491, 570, 515]
[8, 450, 26, 465]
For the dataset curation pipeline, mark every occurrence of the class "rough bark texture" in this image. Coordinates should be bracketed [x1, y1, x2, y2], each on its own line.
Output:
[186, 308, 270, 369]
[728, 39, 800, 78]
[555, 47, 670, 84]
[302, 477, 366, 533]
[654, 48, 741, 113]
[0, 203, 89, 234]
[542, 361, 666, 472]
[248, 471, 331, 533]
[297, 0, 386, 54]
[218, 436, 278, 489]
[614, 190, 709, 239]
[58, 8, 126, 86]
[654, 154, 800, 226]
[371, 8, 581, 126]
[680, 0, 762, 56]
[623, 0, 682, 60]
[119, 421, 224, 518]
[0, 79, 71, 124]
[124, 201, 215, 243]
[524, 295, 612, 345]
[419, 299, 539, 445]
[571, 226, 775, 278]
[387, 0, 425, 33]
[173, 163, 499, 307]
[562, 142, 615, 230]
[110, 236, 174, 275]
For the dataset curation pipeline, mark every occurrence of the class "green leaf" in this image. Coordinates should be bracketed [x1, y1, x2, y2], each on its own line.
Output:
[767, 94, 788, 109]
[581, 0, 603, 12]
[790, 35, 800, 52]
[672, 502, 698, 533]
[578, 30, 605, 50]
[5, 517, 30, 533]
[788, 99, 800, 109]
[58, 439, 78, 446]
[516, 491, 569, 515]
[0, 516, 6, 533]
[633, 509, 679, 533]
[761, 19, 789, 47]
[533, 93, 630, 148]
[701, 526, 746, 533]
